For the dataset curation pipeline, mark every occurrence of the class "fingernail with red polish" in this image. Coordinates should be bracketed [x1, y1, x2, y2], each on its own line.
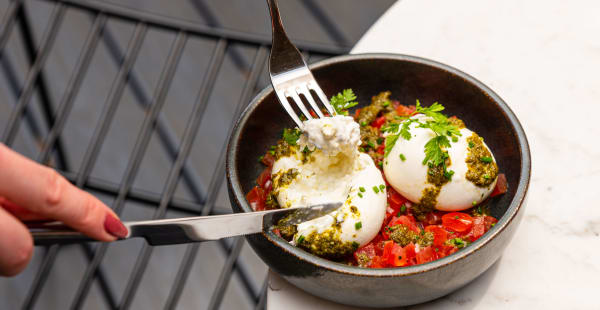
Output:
[104, 213, 128, 238]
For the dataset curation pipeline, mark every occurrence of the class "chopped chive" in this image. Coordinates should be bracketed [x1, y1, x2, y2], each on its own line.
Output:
[452, 136, 458, 142]
[399, 153, 406, 161]
[379, 184, 385, 191]
[297, 235, 305, 244]
[269, 150, 275, 155]
[491, 223, 496, 227]
[258, 155, 264, 162]
[468, 141, 475, 148]
[352, 241, 360, 249]
[367, 141, 376, 149]
[378, 161, 383, 168]
[377, 137, 384, 144]
[372, 186, 380, 194]
[472, 201, 477, 206]
[382, 101, 391, 107]
[359, 187, 366, 192]
[454, 215, 459, 219]
[434, 247, 439, 252]
[359, 147, 366, 152]
[400, 205, 406, 213]
[483, 174, 491, 179]
[270, 145, 276, 150]
[358, 192, 363, 198]
[355, 222, 362, 230]
[360, 121, 367, 126]
[480, 156, 493, 163]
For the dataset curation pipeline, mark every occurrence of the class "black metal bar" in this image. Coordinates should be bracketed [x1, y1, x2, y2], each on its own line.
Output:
[14, 2, 70, 170]
[301, 0, 351, 47]
[2, 3, 65, 145]
[21, 22, 148, 310]
[0, 0, 21, 53]
[79, 244, 118, 309]
[38, 13, 107, 164]
[70, 31, 189, 310]
[189, 0, 249, 75]
[163, 45, 268, 310]
[208, 237, 245, 310]
[42, 0, 347, 55]
[120, 37, 227, 310]
[94, 19, 207, 204]
[255, 277, 268, 310]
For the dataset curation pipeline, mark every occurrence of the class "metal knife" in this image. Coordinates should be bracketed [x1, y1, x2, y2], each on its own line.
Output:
[28, 202, 342, 246]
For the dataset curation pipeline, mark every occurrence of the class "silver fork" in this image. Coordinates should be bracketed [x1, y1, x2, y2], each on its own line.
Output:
[266, 0, 336, 128]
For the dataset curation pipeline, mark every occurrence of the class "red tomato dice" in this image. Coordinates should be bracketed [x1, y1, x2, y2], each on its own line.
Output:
[396, 104, 415, 116]
[471, 216, 486, 241]
[246, 186, 265, 211]
[416, 246, 436, 264]
[490, 173, 508, 197]
[425, 225, 448, 247]
[371, 116, 386, 129]
[389, 243, 407, 267]
[261, 153, 275, 167]
[442, 212, 474, 233]
[256, 166, 272, 188]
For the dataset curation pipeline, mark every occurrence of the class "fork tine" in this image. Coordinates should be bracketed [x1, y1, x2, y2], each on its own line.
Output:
[288, 89, 313, 120]
[274, 89, 303, 128]
[308, 80, 336, 116]
[297, 84, 325, 118]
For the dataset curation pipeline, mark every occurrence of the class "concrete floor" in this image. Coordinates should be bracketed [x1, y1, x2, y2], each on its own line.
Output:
[0, 0, 395, 309]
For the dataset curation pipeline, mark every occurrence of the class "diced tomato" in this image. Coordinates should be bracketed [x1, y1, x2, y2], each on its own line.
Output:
[370, 256, 385, 268]
[246, 186, 265, 211]
[382, 241, 394, 266]
[425, 225, 448, 247]
[490, 173, 508, 197]
[484, 215, 498, 230]
[354, 243, 377, 267]
[470, 216, 485, 241]
[390, 243, 407, 267]
[376, 143, 385, 155]
[424, 211, 443, 225]
[272, 228, 281, 237]
[442, 212, 474, 233]
[371, 116, 386, 129]
[403, 243, 417, 265]
[256, 167, 272, 188]
[354, 108, 361, 119]
[416, 246, 436, 264]
[387, 188, 406, 209]
[396, 104, 415, 116]
[389, 215, 419, 233]
[309, 110, 318, 118]
[261, 153, 276, 167]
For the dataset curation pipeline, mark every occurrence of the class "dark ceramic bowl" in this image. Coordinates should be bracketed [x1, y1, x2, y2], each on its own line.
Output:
[226, 54, 530, 308]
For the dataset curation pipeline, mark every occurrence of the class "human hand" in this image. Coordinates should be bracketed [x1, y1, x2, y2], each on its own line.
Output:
[0, 143, 127, 276]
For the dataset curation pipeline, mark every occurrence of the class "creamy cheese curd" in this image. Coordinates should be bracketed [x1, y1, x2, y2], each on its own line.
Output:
[384, 115, 498, 211]
[272, 116, 387, 254]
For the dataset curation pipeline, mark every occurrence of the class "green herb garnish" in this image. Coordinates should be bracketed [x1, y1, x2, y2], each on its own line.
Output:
[330, 89, 358, 114]
[355, 222, 362, 230]
[282, 128, 301, 145]
[480, 156, 493, 163]
[399, 153, 406, 161]
[359, 187, 366, 192]
[372, 186, 380, 194]
[297, 235, 305, 244]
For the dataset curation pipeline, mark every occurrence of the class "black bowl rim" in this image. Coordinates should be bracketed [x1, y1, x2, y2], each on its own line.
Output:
[226, 53, 531, 277]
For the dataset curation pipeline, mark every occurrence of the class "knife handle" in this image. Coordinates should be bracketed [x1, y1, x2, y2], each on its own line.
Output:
[28, 221, 197, 246]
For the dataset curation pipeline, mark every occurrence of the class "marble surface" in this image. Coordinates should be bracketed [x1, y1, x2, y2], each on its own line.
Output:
[267, 0, 600, 308]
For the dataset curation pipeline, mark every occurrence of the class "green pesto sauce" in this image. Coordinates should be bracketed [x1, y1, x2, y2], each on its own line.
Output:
[448, 116, 466, 129]
[388, 225, 434, 247]
[274, 140, 296, 160]
[297, 228, 359, 259]
[426, 157, 452, 187]
[356, 91, 392, 125]
[413, 186, 440, 220]
[272, 168, 299, 190]
[465, 133, 498, 187]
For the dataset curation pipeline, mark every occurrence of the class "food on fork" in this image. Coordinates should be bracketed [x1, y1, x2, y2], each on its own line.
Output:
[247, 89, 508, 267]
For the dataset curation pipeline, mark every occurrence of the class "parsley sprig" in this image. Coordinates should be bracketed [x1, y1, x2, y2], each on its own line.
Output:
[382, 100, 462, 179]
[282, 128, 301, 145]
[330, 89, 358, 115]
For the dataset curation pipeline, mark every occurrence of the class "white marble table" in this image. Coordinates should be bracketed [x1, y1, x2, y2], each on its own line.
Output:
[267, 0, 600, 308]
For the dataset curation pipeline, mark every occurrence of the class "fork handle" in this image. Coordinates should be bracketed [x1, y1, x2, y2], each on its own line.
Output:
[266, 0, 305, 74]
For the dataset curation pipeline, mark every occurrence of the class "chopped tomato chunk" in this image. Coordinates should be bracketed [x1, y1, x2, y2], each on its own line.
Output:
[261, 153, 275, 167]
[371, 116, 386, 129]
[246, 186, 265, 211]
[256, 167, 272, 188]
[425, 225, 448, 247]
[442, 212, 474, 233]
[416, 246, 436, 264]
[396, 104, 415, 116]
[490, 173, 508, 197]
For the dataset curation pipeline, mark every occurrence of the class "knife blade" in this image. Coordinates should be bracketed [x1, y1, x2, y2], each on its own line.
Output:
[29, 202, 343, 246]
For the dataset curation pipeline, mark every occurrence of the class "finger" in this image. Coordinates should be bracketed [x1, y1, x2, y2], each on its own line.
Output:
[0, 144, 127, 241]
[0, 196, 48, 221]
[0, 207, 33, 276]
